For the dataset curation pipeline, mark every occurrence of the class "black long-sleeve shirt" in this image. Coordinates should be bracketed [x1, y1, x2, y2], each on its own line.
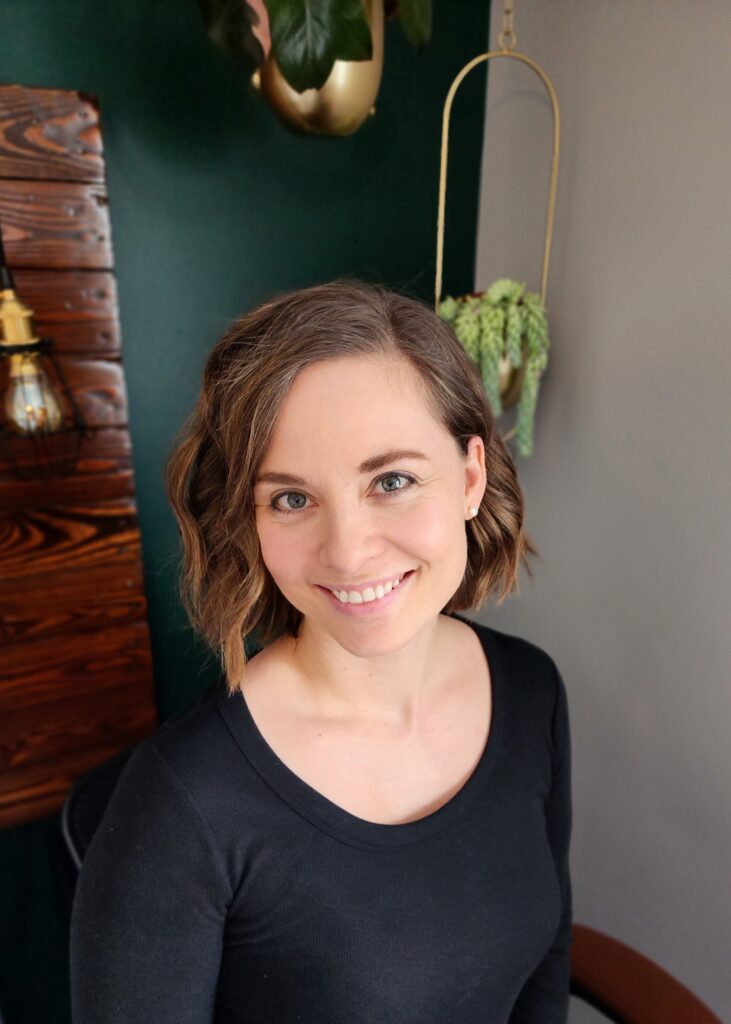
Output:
[70, 615, 573, 1023]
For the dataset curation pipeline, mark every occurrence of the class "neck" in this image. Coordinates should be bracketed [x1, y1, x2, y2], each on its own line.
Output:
[279, 614, 451, 731]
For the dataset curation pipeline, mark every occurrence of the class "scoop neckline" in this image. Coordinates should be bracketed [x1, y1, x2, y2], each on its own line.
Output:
[215, 614, 505, 850]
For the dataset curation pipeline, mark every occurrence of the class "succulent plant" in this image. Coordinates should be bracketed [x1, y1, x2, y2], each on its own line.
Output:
[438, 278, 550, 457]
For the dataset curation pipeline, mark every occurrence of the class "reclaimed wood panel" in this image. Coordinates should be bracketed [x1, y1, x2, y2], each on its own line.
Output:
[0, 86, 103, 183]
[32, 318, 121, 357]
[1, 623, 153, 710]
[0, 555, 146, 644]
[52, 356, 128, 427]
[0, 628, 155, 827]
[0, 694, 156, 829]
[12, 267, 117, 322]
[0, 681, 156, 772]
[0, 501, 141, 580]
[0, 85, 157, 827]
[0, 422, 131, 477]
[0, 427, 134, 510]
[0, 692, 156, 787]
[0, 178, 112, 269]
[0, 466, 135, 512]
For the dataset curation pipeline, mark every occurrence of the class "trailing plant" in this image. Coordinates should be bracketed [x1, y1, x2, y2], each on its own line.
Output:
[438, 279, 550, 457]
[199, 0, 433, 93]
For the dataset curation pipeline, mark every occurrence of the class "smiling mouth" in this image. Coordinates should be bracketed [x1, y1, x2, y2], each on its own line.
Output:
[318, 570, 415, 605]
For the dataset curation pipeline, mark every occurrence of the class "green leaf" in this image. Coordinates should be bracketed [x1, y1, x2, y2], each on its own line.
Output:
[398, 0, 432, 48]
[199, 0, 264, 72]
[485, 277, 524, 306]
[267, 0, 372, 93]
[332, 0, 373, 61]
[505, 305, 522, 367]
[453, 297, 481, 361]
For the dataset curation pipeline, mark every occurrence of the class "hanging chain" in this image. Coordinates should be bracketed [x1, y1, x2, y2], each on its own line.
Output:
[497, 0, 517, 51]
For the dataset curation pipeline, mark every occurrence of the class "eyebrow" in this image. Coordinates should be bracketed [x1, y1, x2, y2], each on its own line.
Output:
[255, 449, 431, 487]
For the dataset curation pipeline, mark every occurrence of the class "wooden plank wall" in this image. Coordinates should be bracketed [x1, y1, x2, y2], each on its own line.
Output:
[0, 85, 157, 828]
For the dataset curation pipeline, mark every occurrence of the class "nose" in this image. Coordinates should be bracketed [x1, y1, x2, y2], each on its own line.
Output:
[318, 501, 386, 578]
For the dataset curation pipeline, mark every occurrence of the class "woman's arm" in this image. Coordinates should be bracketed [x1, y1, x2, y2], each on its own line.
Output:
[69, 741, 232, 1023]
[509, 665, 573, 1024]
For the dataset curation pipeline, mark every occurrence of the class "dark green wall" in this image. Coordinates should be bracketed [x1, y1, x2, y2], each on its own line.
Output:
[0, 1, 489, 1020]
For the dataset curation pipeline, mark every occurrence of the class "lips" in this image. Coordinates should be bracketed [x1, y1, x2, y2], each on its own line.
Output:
[319, 571, 408, 595]
[316, 569, 416, 616]
[327, 573, 407, 604]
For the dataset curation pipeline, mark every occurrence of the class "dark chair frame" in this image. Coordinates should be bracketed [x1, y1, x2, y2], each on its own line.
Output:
[61, 746, 136, 872]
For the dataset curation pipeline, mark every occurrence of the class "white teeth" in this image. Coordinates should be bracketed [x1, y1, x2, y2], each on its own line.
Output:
[331, 573, 407, 604]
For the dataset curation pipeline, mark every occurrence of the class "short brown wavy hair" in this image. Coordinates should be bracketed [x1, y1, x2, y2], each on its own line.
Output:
[165, 279, 538, 693]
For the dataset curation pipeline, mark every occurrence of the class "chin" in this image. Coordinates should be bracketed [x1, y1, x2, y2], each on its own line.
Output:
[330, 627, 417, 661]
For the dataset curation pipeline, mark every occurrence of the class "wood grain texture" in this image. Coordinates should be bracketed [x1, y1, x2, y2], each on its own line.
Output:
[0, 555, 147, 644]
[32, 318, 121, 356]
[0, 178, 112, 269]
[53, 356, 129, 427]
[0, 427, 134, 510]
[0, 500, 141, 581]
[0, 86, 103, 183]
[0, 85, 157, 827]
[1, 622, 153, 711]
[12, 268, 118, 322]
[0, 686, 157, 829]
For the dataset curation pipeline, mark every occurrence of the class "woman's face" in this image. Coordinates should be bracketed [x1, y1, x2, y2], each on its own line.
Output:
[253, 354, 486, 657]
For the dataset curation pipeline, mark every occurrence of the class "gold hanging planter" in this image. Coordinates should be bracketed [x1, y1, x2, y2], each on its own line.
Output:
[251, 0, 384, 137]
[434, 23, 561, 414]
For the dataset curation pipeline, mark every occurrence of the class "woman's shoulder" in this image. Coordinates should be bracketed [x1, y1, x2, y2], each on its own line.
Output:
[124, 678, 249, 808]
[454, 614, 566, 721]
[455, 613, 560, 680]
[455, 617, 571, 776]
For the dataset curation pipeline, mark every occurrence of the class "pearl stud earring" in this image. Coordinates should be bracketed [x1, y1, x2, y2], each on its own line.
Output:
[469, 507, 478, 518]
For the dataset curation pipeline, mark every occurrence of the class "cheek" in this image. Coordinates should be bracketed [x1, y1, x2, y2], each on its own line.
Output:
[394, 498, 466, 564]
[256, 521, 306, 586]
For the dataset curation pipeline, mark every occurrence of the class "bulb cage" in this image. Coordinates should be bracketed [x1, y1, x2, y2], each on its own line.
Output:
[0, 337, 88, 481]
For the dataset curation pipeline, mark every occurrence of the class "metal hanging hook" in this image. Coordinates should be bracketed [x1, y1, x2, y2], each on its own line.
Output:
[434, 0, 561, 311]
[497, 0, 517, 52]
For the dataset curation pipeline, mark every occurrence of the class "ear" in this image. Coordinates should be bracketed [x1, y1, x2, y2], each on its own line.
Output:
[463, 435, 487, 510]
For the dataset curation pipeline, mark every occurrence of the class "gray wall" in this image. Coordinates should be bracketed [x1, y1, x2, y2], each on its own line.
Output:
[474, 2, 730, 1020]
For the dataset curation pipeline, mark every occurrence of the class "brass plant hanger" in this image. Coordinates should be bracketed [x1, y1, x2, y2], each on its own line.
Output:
[434, 0, 561, 440]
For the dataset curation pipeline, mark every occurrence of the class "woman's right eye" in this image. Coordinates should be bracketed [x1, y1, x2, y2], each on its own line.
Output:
[271, 492, 309, 515]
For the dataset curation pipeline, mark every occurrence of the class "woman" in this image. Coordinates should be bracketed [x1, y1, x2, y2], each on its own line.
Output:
[70, 279, 572, 1023]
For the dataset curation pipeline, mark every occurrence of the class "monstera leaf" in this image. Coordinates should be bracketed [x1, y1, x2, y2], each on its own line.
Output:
[267, 0, 372, 92]
[200, 0, 433, 93]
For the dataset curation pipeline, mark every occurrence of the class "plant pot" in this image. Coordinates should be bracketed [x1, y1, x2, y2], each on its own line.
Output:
[252, 0, 384, 136]
[456, 290, 527, 413]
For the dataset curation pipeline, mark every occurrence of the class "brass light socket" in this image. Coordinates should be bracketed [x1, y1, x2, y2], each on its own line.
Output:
[0, 288, 40, 348]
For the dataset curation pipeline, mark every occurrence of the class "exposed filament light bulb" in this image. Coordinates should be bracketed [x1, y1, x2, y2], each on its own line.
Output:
[5, 352, 63, 434]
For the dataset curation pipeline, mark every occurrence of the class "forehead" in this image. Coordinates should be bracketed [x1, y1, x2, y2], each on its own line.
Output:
[260, 354, 449, 469]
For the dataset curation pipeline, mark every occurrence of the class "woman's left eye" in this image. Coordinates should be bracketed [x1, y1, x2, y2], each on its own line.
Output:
[374, 472, 415, 495]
